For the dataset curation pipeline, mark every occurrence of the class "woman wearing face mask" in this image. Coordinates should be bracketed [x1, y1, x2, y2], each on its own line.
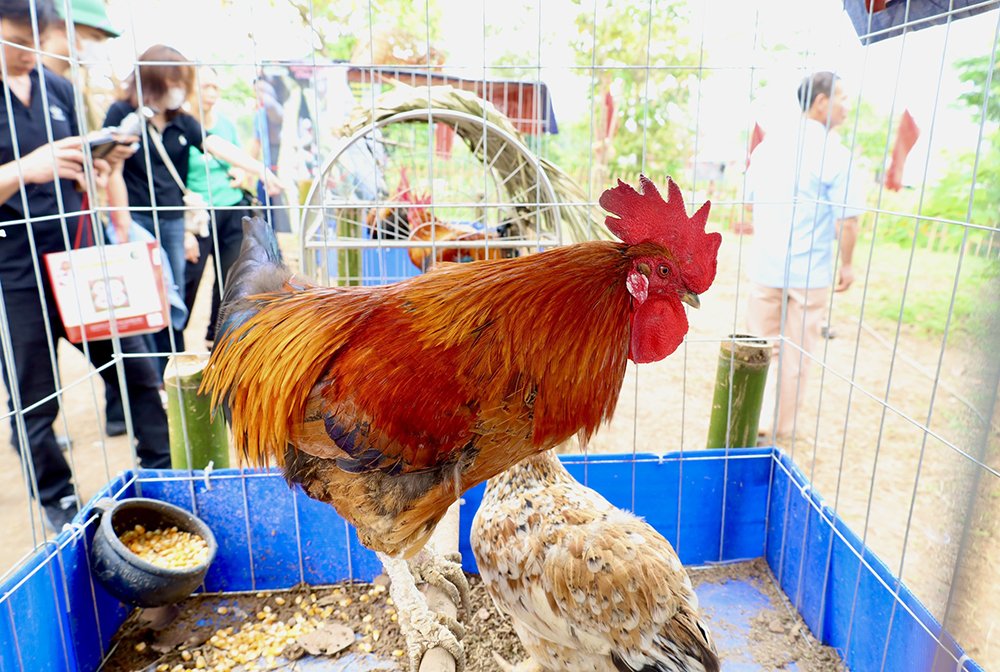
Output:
[184, 66, 252, 349]
[103, 44, 283, 376]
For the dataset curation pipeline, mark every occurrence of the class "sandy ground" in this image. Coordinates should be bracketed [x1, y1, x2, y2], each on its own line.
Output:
[0, 232, 996, 667]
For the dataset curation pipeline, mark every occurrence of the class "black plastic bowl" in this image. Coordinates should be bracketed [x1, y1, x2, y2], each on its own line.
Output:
[90, 498, 217, 608]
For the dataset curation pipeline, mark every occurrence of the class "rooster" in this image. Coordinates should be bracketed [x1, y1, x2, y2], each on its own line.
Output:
[201, 175, 721, 671]
[471, 449, 719, 672]
[363, 182, 508, 270]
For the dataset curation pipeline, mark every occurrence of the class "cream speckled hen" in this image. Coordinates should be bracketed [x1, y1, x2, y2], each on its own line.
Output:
[471, 450, 719, 672]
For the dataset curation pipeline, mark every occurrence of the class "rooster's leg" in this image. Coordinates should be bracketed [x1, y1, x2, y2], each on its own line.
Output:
[408, 549, 471, 611]
[378, 552, 466, 671]
[491, 652, 544, 672]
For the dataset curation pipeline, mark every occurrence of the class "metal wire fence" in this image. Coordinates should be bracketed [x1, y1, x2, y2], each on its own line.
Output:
[0, 0, 998, 668]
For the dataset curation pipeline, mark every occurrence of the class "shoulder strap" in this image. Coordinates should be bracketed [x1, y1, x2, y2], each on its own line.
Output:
[73, 192, 93, 249]
[146, 123, 187, 193]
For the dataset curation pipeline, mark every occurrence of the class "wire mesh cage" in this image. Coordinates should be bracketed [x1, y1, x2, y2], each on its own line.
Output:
[0, 0, 998, 671]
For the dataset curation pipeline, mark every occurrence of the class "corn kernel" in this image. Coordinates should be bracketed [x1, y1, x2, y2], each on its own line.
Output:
[134, 641, 147, 652]
[274, 597, 285, 606]
[392, 649, 405, 657]
[217, 606, 228, 615]
[181, 650, 193, 661]
[117, 526, 209, 569]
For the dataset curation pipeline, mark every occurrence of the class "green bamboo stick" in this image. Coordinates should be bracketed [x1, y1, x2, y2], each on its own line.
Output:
[706, 335, 771, 450]
[337, 214, 361, 286]
[164, 355, 230, 470]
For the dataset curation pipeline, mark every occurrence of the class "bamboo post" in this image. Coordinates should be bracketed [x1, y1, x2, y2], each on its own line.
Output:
[337, 213, 361, 287]
[706, 335, 771, 449]
[164, 354, 229, 470]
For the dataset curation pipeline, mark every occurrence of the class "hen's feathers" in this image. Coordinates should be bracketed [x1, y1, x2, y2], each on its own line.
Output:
[471, 452, 718, 672]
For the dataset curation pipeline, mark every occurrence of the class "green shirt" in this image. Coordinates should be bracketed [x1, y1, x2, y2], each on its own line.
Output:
[187, 114, 245, 208]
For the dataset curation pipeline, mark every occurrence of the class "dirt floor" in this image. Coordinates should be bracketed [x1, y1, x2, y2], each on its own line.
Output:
[690, 558, 846, 671]
[0, 231, 996, 667]
[102, 560, 844, 672]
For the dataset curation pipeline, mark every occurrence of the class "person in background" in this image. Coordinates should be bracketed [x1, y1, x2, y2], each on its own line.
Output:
[250, 74, 290, 232]
[40, 0, 118, 133]
[744, 71, 865, 441]
[0, 0, 170, 531]
[103, 45, 283, 377]
[183, 65, 251, 348]
[42, 0, 131, 437]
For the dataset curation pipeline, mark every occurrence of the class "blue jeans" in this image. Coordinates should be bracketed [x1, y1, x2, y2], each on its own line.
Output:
[132, 212, 185, 376]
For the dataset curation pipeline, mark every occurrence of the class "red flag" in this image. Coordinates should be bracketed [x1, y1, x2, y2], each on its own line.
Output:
[435, 123, 455, 159]
[603, 89, 616, 140]
[885, 109, 919, 192]
[746, 122, 766, 167]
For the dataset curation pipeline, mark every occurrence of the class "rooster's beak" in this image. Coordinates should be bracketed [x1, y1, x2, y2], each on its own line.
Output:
[681, 292, 701, 309]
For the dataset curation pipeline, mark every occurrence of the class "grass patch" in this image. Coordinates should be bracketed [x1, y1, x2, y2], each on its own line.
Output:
[856, 237, 998, 340]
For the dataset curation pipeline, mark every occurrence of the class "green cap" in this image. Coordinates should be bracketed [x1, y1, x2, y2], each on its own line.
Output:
[57, 0, 121, 38]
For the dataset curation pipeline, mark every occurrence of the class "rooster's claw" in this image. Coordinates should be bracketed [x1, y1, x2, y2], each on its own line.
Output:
[407, 609, 466, 671]
[410, 550, 471, 612]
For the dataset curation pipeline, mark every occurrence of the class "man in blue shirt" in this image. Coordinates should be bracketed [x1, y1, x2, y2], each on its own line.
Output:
[745, 71, 866, 440]
[1, 0, 170, 531]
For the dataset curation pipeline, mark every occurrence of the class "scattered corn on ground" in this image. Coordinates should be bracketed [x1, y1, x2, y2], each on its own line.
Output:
[151, 585, 395, 671]
[102, 576, 525, 672]
[118, 525, 210, 569]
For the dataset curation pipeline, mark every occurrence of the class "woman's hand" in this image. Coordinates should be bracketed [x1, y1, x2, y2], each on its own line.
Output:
[20, 137, 87, 186]
[262, 169, 286, 197]
[227, 167, 249, 190]
[112, 216, 131, 244]
[105, 141, 138, 167]
[184, 231, 201, 263]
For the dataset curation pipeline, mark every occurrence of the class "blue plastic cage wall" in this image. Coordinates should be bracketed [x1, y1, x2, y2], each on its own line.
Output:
[0, 447, 982, 672]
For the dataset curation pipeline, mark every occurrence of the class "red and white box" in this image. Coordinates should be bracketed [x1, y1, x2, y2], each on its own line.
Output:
[44, 241, 169, 344]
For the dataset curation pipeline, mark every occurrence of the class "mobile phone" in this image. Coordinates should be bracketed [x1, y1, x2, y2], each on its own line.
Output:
[88, 131, 120, 159]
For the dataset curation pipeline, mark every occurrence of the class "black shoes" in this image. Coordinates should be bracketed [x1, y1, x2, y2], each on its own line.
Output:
[44, 495, 80, 533]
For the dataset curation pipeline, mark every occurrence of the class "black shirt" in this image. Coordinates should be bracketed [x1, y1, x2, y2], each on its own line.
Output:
[104, 101, 203, 211]
[0, 68, 85, 290]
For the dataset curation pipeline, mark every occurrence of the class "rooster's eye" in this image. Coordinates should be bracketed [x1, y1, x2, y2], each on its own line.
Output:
[657, 264, 671, 278]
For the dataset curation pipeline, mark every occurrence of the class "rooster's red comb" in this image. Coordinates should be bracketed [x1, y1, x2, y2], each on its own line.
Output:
[600, 175, 721, 293]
